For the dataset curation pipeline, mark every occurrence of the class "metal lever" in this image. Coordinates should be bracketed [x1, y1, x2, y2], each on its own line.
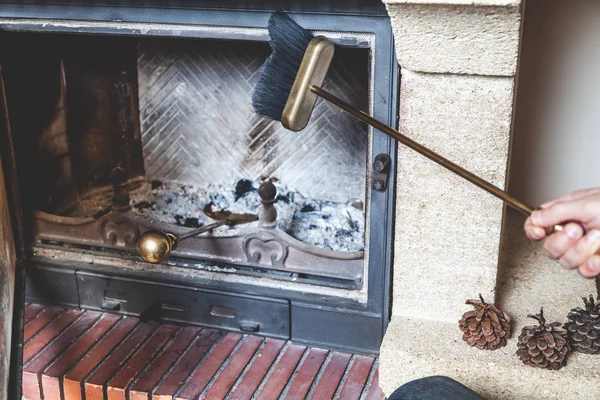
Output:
[137, 205, 258, 264]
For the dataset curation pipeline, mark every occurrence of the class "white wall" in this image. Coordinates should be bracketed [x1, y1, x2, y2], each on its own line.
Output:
[509, 0, 600, 206]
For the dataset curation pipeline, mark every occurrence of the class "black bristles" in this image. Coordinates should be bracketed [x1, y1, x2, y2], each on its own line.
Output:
[252, 12, 314, 121]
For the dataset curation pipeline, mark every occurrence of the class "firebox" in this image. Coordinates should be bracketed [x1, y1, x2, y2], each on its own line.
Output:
[0, 3, 398, 387]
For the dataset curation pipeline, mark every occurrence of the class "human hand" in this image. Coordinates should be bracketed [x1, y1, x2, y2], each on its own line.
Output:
[524, 188, 600, 278]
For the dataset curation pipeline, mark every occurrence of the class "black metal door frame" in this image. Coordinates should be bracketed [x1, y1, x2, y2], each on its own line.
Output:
[0, 5, 398, 398]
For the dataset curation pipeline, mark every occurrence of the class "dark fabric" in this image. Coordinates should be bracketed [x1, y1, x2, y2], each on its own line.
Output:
[388, 376, 484, 400]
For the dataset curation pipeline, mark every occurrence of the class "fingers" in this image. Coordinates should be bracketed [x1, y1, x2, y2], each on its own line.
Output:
[524, 216, 546, 240]
[558, 229, 600, 275]
[531, 199, 589, 228]
[543, 223, 584, 259]
[527, 189, 600, 279]
[540, 188, 600, 208]
[579, 255, 600, 278]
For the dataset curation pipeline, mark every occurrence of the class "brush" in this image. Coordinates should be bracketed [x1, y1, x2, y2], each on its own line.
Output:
[252, 12, 572, 234]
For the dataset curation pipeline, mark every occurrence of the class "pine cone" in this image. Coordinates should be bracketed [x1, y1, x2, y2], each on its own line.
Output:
[516, 308, 570, 370]
[458, 294, 511, 350]
[564, 295, 600, 354]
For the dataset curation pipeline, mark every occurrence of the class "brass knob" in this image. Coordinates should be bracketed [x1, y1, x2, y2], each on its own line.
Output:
[135, 210, 256, 264]
[136, 230, 179, 264]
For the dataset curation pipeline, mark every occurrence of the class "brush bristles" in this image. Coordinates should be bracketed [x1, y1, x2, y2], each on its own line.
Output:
[252, 12, 314, 121]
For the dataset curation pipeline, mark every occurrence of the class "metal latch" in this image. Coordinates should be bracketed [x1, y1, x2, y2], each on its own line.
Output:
[372, 154, 391, 191]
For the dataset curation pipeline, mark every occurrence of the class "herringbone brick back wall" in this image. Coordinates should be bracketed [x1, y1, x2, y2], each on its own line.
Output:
[137, 39, 369, 203]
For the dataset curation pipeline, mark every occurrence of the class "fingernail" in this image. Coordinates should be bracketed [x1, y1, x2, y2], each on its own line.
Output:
[565, 224, 582, 239]
[589, 230, 600, 241]
[559, 259, 570, 269]
[589, 258, 600, 272]
[531, 210, 542, 225]
[532, 227, 545, 239]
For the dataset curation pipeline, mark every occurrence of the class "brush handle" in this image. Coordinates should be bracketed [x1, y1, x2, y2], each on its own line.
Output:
[311, 86, 534, 215]
[311, 85, 591, 240]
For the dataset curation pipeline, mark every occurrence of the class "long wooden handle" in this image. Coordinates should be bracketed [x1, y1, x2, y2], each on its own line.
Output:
[312, 86, 600, 244]
[311, 85, 535, 216]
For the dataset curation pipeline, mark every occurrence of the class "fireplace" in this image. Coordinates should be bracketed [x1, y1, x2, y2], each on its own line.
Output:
[0, 3, 398, 393]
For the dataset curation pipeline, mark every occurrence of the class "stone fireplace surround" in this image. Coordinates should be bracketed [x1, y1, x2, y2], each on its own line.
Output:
[380, 0, 600, 399]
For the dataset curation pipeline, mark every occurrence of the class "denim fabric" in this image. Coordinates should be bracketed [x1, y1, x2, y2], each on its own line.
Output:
[387, 376, 484, 400]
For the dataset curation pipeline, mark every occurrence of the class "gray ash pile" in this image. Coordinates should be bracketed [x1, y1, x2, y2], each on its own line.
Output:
[130, 179, 364, 252]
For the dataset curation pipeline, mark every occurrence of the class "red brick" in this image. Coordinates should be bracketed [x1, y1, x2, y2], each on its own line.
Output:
[41, 313, 121, 400]
[24, 303, 46, 324]
[85, 321, 159, 400]
[24, 307, 65, 344]
[23, 308, 76, 356]
[228, 338, 285, 400]
[310, 352, 352, 399]
[22, 311, 100, 400]
[106, 324, 178, 400]
[175, 332, 242, 400]
[204, 335, 263, 399]
[285, 348, 328, 400]
[129, 326, 201, 400]
[255, 344, 306, 400]
[63, 317, 139, 400]
[22, 303, 381, 400]
[364, 368, 385, 400]
[152, 329, 220, 400]
[336, 355, 375, 400]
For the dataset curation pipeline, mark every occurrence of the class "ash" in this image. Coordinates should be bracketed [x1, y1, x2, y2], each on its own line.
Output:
[130, 179, 365, 252]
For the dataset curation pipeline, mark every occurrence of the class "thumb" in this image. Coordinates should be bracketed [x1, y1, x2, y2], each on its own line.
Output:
[531, 200, 589, 228]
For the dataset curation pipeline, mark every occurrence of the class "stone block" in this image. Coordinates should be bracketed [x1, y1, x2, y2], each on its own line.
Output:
[384, 0, 520, 6]
[385, 3, 522, 75]
[393, 71, 515, 321]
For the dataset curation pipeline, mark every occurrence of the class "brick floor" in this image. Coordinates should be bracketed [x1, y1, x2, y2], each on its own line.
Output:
[22, 303, 384, 400]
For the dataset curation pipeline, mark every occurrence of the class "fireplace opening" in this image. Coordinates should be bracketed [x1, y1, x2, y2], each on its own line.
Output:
[48, 37, 371, 254]
[5, 33, 370, 289]
[0, 2, 396, 353]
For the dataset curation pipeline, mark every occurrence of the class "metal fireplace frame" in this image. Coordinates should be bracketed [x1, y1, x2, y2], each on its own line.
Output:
[0, 2, 398, 398]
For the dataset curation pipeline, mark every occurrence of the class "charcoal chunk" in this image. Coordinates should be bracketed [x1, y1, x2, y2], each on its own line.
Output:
[184, 217, 200, 228]
[134, 201, 154, 210]
[277, 194, 290, 203]
[235, 179, 255, 200]
[151, 180, 163, 190]
[335, 229, 352, 239]
[174, 214, 184, 226]
[93, 207, 112, 220]
[173, 215, 201, 228]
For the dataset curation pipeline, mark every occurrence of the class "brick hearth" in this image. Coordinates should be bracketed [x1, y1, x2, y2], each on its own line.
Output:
[22, 303, 383, 400]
